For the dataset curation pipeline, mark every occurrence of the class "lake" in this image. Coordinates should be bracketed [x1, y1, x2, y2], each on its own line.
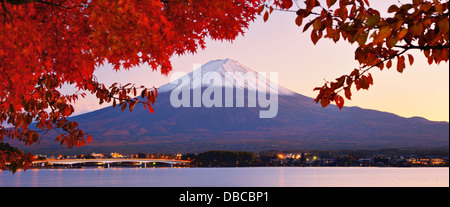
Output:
[0, 167, 448, 187]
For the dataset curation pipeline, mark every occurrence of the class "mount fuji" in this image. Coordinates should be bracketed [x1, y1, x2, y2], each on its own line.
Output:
[31, 59, 449, 154]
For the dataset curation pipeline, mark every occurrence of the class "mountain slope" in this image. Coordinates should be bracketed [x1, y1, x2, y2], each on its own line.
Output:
[31, 59, 449, 154]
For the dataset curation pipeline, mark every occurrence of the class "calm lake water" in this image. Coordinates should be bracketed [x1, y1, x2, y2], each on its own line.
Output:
[0, 167, 448, 187]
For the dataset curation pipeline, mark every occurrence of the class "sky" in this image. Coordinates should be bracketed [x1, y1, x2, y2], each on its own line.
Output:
[73, 1, 449, 122]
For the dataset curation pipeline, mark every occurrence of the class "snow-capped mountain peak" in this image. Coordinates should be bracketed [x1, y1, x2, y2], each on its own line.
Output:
[159, 58, 295, 96]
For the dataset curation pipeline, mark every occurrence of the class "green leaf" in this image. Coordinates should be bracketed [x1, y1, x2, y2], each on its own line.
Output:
[365, 15, 380, 27]
[358, 32, 369, 46]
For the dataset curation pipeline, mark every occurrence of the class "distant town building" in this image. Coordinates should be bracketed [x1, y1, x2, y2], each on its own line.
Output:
[430, 159, 444, 165]
[91, 153, 104, 159]
[110, 152, 124, 158]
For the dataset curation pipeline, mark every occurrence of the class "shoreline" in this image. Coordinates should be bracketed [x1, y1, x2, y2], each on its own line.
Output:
[3, 165, 449, 172]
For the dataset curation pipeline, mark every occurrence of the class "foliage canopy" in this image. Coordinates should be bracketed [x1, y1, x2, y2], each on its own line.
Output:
[0, 0, 448, 172]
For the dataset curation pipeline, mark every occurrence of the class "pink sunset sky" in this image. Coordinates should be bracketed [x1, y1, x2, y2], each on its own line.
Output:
[70, 0, 449, 122]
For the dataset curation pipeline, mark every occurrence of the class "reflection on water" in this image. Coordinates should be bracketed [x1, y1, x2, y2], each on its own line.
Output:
[0, 167, 448, 187]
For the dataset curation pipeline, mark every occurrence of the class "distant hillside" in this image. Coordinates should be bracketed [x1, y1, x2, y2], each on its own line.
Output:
[23, 59, 449, 155]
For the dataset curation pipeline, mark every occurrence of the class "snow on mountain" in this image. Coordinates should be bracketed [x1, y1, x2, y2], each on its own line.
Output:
[159, 58, 295, 96]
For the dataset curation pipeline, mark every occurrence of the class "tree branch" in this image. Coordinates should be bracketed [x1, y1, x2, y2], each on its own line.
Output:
[394, 44, 450, 50]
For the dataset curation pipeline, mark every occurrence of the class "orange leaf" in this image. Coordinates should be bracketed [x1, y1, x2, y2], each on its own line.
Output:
[378, 26, 392, 40]
[397, 56, 406, 73]
[311, 30, 320, 45]
[326, 0, 337, 8]
[306, 0, 316, 12]
[87, 135, 93, 144]
[129, 101, 137, 112]
[295, 15, 303, 27]
[434, 0, 443, 14]
[407, 54, 415, 65]
[378, 62, 385, 71]
[397, 28, 409, 40]
[358, 76, 370, 90]
[313, 18, 322, 30]
[367, 73, 374, 85]
[321, 98, 330, 108]
[386, 59, 393, 69]
[154, 88, 158, 98]
[344, 87, 352, 100]
[335, 75, 346, 88]
[334, 95, 345, 110]
[350, 69, 360, 77]
[338, 6, 348, 21]
[388, 5, 399, 13]
[303, 20, 314, 33]
[409, 23, 424, 37]
[438, 18, 449, 34]
[148, 103, 155, 114]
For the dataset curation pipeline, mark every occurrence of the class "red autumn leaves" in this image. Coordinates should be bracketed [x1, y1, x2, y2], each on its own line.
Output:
[263, 0, 448, 110]
[0, 0, 448, 172]
[0, 0, 262, 172]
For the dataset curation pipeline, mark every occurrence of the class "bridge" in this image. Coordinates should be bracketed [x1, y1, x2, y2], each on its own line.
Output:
[33, 158, 190, 168]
